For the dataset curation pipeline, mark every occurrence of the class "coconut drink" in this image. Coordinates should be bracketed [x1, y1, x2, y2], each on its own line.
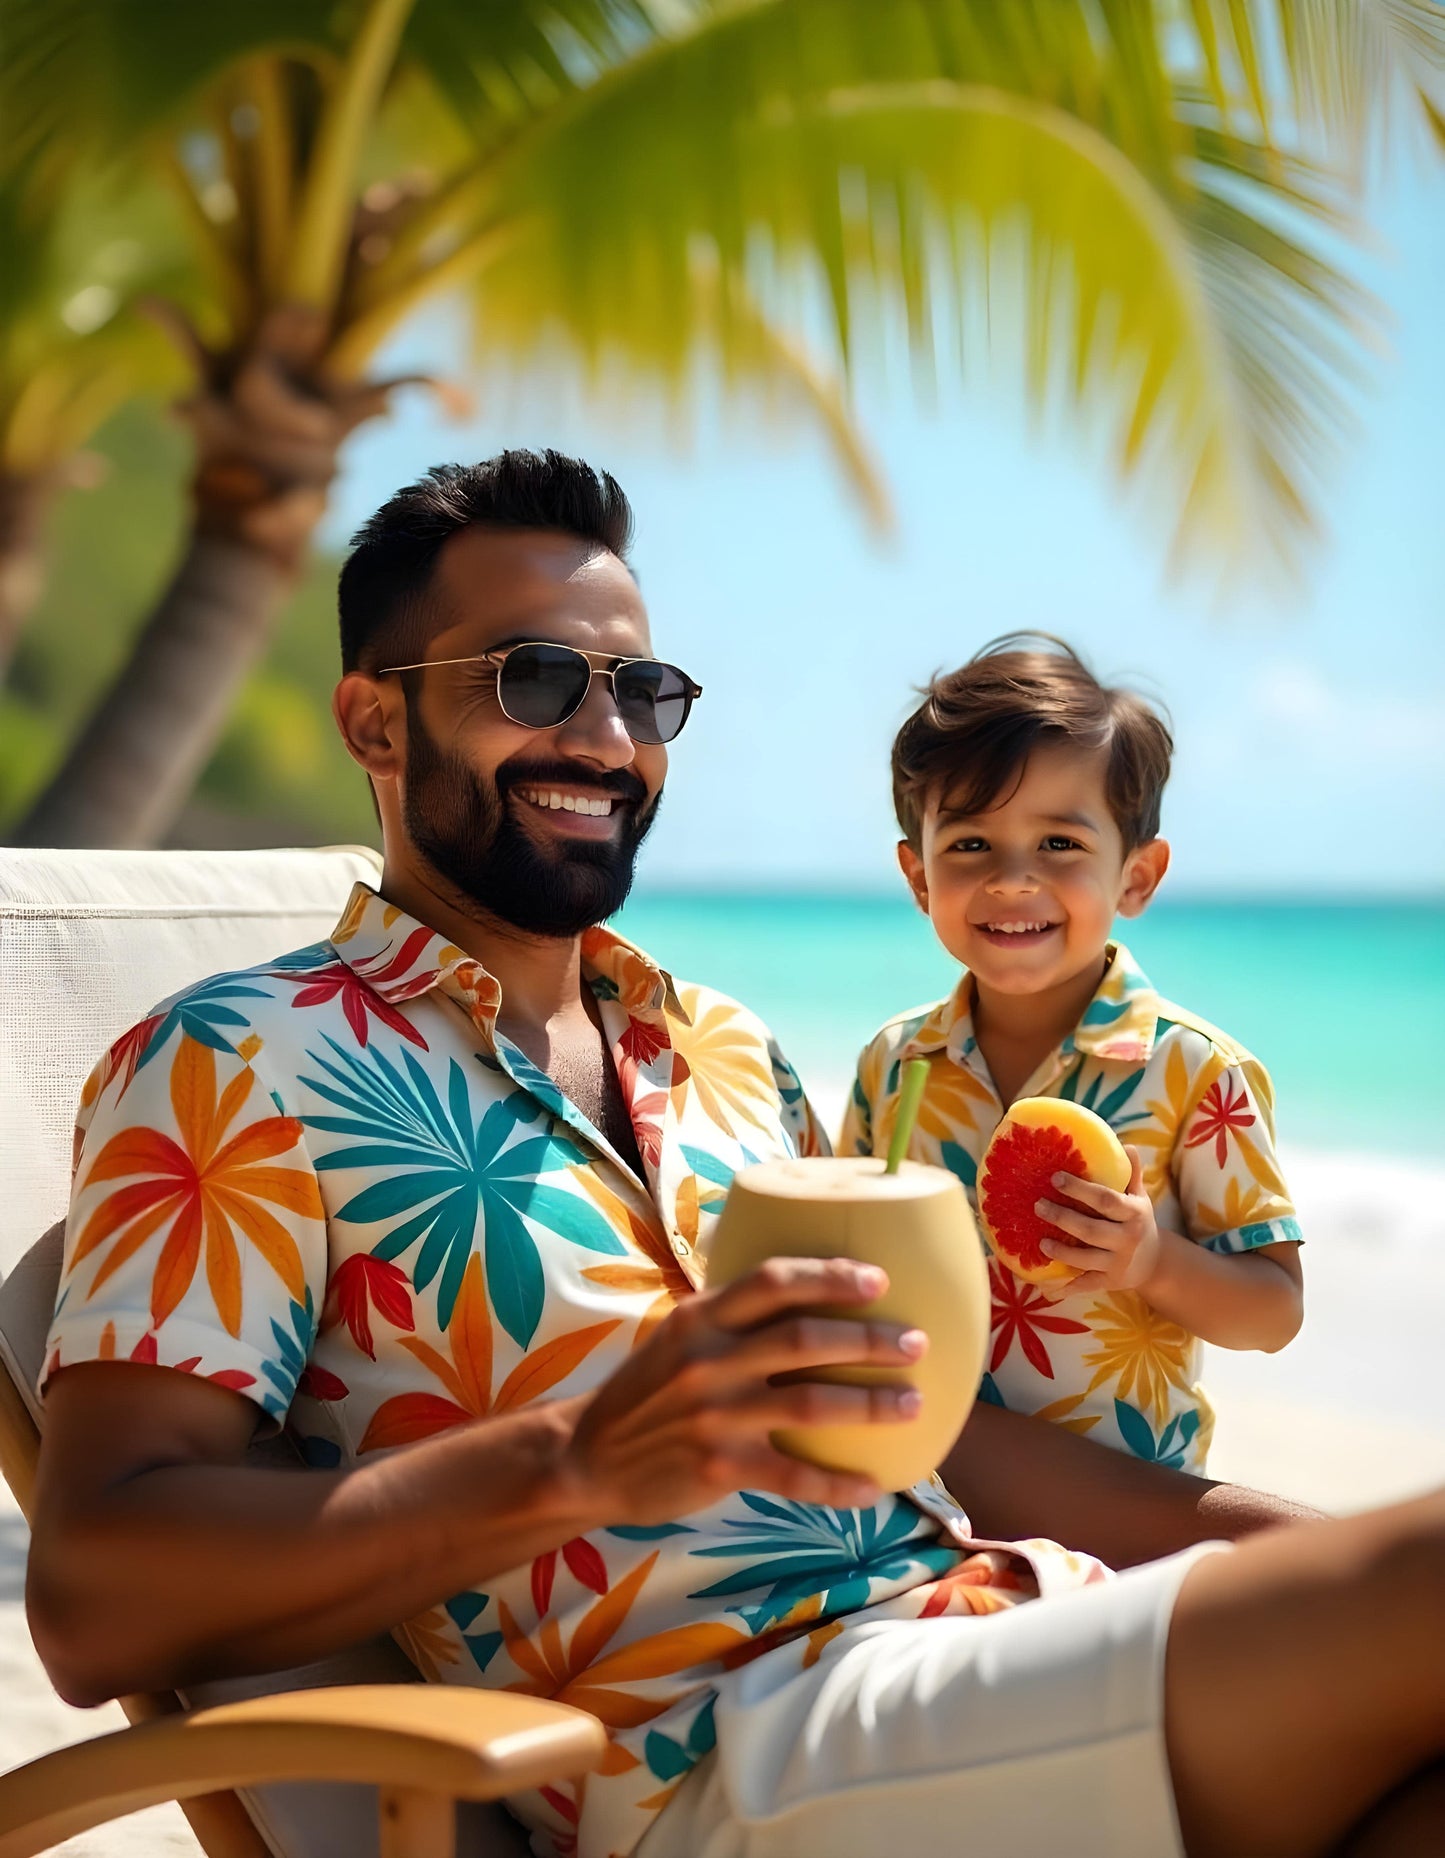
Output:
[704, 1066, 989, 1491]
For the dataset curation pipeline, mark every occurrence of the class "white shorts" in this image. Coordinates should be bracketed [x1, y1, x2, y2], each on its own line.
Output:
[638, 1543, 1224, 1858]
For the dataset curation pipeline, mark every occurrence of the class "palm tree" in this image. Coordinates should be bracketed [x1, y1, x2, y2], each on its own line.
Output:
[0, 166, 187, 679]
[3, 0, 1442, 848]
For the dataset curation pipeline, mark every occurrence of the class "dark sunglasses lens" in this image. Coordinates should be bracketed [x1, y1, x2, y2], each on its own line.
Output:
[496, 643, 591, 728]
[614, 661, 692, 744]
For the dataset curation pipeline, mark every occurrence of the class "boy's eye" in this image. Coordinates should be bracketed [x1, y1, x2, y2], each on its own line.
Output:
[1043, 836, 1083, 852]
[949, 836, 987, 853]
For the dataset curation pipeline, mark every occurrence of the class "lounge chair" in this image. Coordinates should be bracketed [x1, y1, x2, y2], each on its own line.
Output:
[0, 846, 606, 1858]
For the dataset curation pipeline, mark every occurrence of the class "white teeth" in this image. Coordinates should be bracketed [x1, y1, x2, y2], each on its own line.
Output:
[520, 788, 613, 817]
[987, 921, 1052, 934]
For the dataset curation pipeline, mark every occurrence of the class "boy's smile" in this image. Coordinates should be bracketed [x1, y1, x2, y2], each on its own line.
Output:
[899, 741, 1169, 1023]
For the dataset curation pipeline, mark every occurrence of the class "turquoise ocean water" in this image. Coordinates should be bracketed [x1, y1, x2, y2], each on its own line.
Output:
[613, 894, 1445, 1161]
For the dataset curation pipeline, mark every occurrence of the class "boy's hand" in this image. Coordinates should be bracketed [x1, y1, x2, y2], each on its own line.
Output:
[1034, 1148, 1162, 1296]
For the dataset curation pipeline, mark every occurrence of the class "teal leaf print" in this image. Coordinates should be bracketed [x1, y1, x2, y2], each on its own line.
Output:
[680, 1146, 737, 1190]
[301, 1038, 612, 1342]
[940, 1141, 977, 1190]
[644, 1730, 697, 1783]
[137, 974, 269, 1070]
[446, 1593, 489, 1632]
[607, 1523, 697, 1541]
[1114, 1399, 1158, 1461]
[1113, 1400, 1199, 1468]
[977, 1371, 1006, 1408]
[687, 1496, 954, 1632]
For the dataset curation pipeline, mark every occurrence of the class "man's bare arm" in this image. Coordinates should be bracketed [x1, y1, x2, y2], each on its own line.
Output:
[28, 1258, 916, 1707]
[941, 1402, 1322, 1566]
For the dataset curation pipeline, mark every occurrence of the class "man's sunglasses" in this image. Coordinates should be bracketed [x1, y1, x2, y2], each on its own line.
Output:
[377, 641, 702, 746]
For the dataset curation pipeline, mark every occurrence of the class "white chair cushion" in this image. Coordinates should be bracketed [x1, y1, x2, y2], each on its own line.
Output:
[0, 846, 533, 1858]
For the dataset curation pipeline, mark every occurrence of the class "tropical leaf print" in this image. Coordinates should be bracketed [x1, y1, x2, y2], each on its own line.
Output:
[359, 1252, 619, 1450]
[685, 1494, 957, 1633]
[668, 996, 779, 1134]
[1185, 1074, 1256, 1167]
[988, 1261, 1089, 1378]
[301, 1036, 623, 1342]
[270, 958, 428, 1050]
[1082, 1293, 1194, 1427]
[879, 1053, 994, 1151]
[133, 975, 271, 1073]
[1113, 1399, 1202, 1469]
[72, 1034, 318, 1337]
[321, 1252, 415, 1359]
[500, 1551, 752, 1727]
[1057, 1060, 1150, 1130]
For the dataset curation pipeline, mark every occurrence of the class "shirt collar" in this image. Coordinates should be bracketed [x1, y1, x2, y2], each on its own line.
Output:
[328, 883, 686, 1035]
[902, 941, 1161, 1069]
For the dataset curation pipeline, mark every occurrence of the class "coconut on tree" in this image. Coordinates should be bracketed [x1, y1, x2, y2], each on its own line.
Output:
[2, 0, 1443, 848]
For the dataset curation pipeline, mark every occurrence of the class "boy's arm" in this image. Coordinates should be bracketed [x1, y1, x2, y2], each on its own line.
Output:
[1036, 1151, 1304, 1351]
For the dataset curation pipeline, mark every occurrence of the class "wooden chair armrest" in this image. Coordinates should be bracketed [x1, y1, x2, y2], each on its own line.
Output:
[0, 1685, 606, 1858]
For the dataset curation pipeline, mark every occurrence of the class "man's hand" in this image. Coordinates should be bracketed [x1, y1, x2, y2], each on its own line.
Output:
[562, 1256, 927, 1523]
[1035, 1146, 1164, 1296]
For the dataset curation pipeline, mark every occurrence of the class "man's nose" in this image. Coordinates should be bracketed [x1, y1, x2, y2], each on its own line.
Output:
[553, 671, 637, 769]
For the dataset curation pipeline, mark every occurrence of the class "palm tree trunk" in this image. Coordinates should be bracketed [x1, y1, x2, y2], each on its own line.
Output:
[10, 306, 388, 849]
[0, 471, 56, 684]
[14, 531, 291, 846]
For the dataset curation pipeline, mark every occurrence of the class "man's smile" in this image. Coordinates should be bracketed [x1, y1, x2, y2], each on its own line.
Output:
[512, 782, 629, 840]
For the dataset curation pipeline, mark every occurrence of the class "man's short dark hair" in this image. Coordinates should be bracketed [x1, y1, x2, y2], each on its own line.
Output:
[338, 450, 635, 673]
[891, 632, 1173, 851]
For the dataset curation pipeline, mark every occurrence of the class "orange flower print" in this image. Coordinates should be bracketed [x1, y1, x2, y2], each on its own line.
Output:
[1184, 1075, 1255, 1167]
[71, 1035, 320, 1336]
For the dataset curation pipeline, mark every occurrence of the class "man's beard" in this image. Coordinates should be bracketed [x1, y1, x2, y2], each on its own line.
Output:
[402, 706, 659, 938]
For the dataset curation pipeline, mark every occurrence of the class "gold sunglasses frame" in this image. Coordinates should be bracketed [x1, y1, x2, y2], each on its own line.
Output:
[375, 640, 703, 739]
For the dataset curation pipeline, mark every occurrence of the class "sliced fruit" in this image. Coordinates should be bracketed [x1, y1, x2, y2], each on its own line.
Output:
[978, 1097, 1131, 1284]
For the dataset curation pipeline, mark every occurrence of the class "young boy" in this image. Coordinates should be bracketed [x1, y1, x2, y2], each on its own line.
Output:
[841, 634, 1303, 1472]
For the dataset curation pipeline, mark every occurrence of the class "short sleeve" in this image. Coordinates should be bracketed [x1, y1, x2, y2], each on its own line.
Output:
[1174, 1053, 1302, 1256]
[44, 1024, 329, 1422]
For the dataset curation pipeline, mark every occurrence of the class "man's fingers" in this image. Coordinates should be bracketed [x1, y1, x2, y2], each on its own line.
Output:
[1035, 1198, 1123, 1247]
[707, 1256, 888, 1331]
[757, 1376, 922, 1431]
[711, 1313, 926, 1386]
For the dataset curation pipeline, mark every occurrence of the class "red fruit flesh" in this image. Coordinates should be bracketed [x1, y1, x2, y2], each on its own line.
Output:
[980, 1120, 1086, 1272]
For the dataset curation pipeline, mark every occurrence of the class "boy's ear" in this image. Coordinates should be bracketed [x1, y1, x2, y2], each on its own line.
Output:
[897, 841, 930, 916]
[1117, 838, 1170, 918]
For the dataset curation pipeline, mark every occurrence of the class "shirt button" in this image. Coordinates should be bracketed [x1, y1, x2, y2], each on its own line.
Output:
[671, 1236, 689, 1255]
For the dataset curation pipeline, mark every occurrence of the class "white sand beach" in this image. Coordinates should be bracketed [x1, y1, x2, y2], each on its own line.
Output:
[3, 1142, 1443, 1854]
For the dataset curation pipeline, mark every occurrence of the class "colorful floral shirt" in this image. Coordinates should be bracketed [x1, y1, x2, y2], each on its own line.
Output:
[44, 884, 1107, 1858]
[841, 944, 1302, 1475]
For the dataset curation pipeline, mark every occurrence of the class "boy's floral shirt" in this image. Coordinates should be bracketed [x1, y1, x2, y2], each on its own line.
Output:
[841, 944, 1302, 1476]
[44, 884, 1107, 1858]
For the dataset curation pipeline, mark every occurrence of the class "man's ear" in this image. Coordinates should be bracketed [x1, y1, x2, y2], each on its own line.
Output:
[897, 841, 930, 916]
[333, 672, 404, 782]
[1117, 838, 1170, 918]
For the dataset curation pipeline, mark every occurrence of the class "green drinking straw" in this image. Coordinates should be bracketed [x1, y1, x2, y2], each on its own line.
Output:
[885, 1058, 930, 1174]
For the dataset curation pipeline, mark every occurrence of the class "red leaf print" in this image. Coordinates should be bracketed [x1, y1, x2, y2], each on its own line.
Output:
[562, 1536, 609, 1595]
[174, 1355, 203, 1373]
[298, 1364, 350, 1402]
[322, 1253, 415, 1359]
[358, 926, 435, 987]
[280, 963, 428, 1050]
[129, 1332, 158, 1365]
[988, 1262, 1087, 1380]
[619, 1018, 668, 1066]
[532, 1551, 557, 1616]
[1185, 1077, 1255, 1167]
[209, 1369, 257, 1392]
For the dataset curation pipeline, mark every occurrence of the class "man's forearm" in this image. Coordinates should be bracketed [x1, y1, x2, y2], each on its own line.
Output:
[30, 1381, 595, 1706]
[940, 1403, 1321, 1567]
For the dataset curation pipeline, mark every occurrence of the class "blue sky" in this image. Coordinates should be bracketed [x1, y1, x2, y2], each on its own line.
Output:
[327, 151, 1445, 898]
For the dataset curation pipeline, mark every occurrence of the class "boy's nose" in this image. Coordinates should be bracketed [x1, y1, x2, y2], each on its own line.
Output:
[985, 857, 1040, 893]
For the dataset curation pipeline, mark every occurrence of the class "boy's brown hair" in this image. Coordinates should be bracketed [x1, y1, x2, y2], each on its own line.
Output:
[892, 632, 1172, 851]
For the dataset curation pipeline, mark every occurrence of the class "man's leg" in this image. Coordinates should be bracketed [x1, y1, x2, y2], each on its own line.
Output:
[1165, 1491, 1445, 1858]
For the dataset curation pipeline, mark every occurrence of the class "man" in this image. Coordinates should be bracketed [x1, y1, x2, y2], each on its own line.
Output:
[30, 453, 1445, 1858]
